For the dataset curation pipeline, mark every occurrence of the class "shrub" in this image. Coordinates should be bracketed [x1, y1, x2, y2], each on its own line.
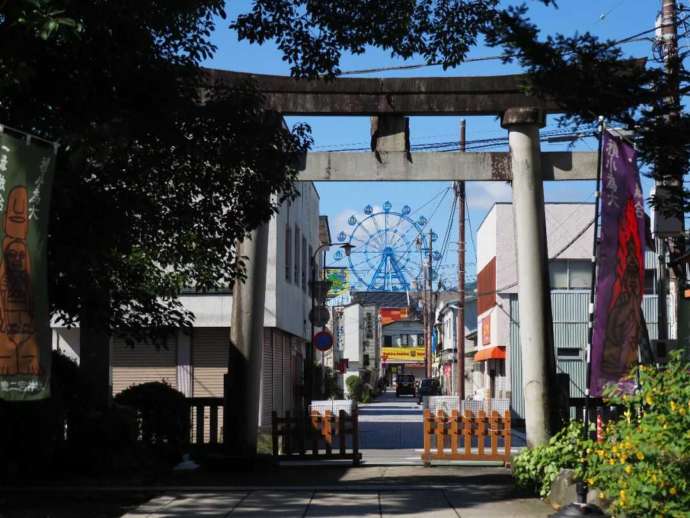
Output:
[512, 421, 586, 498]
[581, 351, 690, 517]
[115, 381, 190, 463]
[345, 375, 363, 402]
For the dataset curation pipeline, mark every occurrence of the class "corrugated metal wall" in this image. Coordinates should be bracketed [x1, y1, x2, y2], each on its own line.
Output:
[509, 291, 669, 419]
[261, 329, 274, 428]
[191, 327, 229, 398]
[111, 336, 178, 395]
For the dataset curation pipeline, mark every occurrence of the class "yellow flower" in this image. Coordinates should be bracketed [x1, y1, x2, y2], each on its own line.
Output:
[599, 492, 606, 500]
[651, 474, 657, 483]
[625, 464, 632, 474]
[587, 478, 595, 486]
[636, 451, 645, 461]
[671, 401, 677, 411]
[680, 407, 687, 416]
[670, 487, 677, 495]
[645, 394, 654, 406]
[609, 459, 616, 465]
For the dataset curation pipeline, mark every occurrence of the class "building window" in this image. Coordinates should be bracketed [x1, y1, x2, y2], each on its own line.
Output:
[549, 259, 592, 289]
[302, 236, 307, 291]
[557, 347, 581, 358]
[384, 335, 392, 346]
[285, 225, 292, 283]
[569, 260, 591, 289]
[294, 227, 300, 285]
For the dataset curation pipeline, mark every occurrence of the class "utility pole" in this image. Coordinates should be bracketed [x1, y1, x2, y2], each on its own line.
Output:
[656, 0, 684, 347]
[455, 120, 467, 399]
[426, 229, 434, 378]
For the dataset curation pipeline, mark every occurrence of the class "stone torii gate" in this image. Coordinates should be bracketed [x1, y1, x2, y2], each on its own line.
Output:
[211, 69, 598, 451]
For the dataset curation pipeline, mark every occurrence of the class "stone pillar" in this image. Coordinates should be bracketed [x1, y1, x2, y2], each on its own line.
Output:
[502, 107, 556, 447]
[224, 222, 269, 457]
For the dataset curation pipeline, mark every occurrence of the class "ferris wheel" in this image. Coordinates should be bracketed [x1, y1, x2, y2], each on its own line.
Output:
[332, 201, 440, 292]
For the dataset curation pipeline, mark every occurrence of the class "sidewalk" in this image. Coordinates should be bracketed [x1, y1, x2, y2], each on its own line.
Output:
[118, 465, 552, 517]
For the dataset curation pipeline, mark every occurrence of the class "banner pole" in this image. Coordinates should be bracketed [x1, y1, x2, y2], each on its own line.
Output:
[582, 118, 606, 503]
[585, 119, 605, 419]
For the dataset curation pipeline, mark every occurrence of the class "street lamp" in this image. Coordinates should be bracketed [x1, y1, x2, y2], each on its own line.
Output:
[307, 242, 354, 405]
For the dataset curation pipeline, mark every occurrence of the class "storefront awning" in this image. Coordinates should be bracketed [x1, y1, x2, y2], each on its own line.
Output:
[473, 346, 506, 362]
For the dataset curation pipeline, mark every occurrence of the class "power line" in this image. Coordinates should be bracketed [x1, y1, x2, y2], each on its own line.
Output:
[333, 15, 690, 78]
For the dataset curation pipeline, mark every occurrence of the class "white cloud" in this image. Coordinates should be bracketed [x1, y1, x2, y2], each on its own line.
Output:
[466, 181, 513, 210]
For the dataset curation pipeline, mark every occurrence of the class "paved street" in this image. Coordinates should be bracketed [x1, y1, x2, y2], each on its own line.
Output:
[358, 389, 424, 464]
[122, 487, 552, 517]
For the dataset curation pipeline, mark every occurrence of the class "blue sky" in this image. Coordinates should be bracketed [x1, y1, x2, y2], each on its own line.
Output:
[204, 1, 668, 286]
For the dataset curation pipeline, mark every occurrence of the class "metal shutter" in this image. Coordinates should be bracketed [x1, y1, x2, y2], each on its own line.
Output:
[111, 337, 177, 395]
[272, 330, 283, 417]
[261, 329, 274, 428]
[192, 328, 229, 398]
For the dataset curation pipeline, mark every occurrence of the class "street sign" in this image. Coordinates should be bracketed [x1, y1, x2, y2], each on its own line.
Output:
[313, 330, 334, 352]
[309, 306, 330, 327]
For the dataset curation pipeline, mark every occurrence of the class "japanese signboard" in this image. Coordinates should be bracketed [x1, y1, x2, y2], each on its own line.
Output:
[381, 346, 426, 363]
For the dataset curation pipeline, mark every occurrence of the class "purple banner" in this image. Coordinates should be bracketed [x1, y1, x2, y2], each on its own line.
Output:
[590, 131, 646, 397]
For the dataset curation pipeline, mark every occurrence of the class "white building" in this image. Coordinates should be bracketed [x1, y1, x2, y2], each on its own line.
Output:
[340, 303, 381, 395]
[435, 297, 477, 396]
[52, 182, 323, 429]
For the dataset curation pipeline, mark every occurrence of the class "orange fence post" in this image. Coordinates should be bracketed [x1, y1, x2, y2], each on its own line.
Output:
[310, 411, 320, 455]
[450, 409, 459, 457]
[477, 410, 486, 457]
[463, 409, 472, 457]
[490, 410, 499, 457]
[503, 410, 512, 462]
[435, 410, 446, 459]
[324, 410, 333, 455]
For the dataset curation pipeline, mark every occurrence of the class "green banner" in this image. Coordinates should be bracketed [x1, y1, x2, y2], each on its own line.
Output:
[0, 130, 56, 401]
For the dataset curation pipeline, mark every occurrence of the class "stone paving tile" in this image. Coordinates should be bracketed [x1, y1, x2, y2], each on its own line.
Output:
[230, 490, 312, 517]
[444, 489, 552, 517]
[380, 490, 458, 517]
[305, 491, 381, 517]
[123, 492, 247, 518]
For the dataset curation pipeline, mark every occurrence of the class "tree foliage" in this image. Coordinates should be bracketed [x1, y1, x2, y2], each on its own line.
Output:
[0, 1, 312, 339]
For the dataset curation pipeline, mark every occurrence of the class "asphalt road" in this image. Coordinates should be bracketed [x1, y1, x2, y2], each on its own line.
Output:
[358, 389, 425, 464]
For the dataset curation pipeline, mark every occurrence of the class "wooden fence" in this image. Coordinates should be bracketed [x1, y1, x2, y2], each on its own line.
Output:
[272, 409, 361, 465]
[188, 397, 224, 446]
[421, 409, 511, 465]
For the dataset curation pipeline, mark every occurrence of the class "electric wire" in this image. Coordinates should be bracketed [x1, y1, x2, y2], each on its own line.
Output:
[334, 15, 690, 77]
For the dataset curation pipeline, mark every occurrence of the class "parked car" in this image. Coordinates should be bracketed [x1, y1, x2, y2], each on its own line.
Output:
[395, 374, 416, 397]
[417, 378, 441, 404]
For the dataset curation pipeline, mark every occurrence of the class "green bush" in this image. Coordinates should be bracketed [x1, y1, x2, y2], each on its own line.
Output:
[346, 375, 363, 402]
[115, 381, 190, 463]
[512, 421, 586, 498]
[581, 351, 690, 517]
